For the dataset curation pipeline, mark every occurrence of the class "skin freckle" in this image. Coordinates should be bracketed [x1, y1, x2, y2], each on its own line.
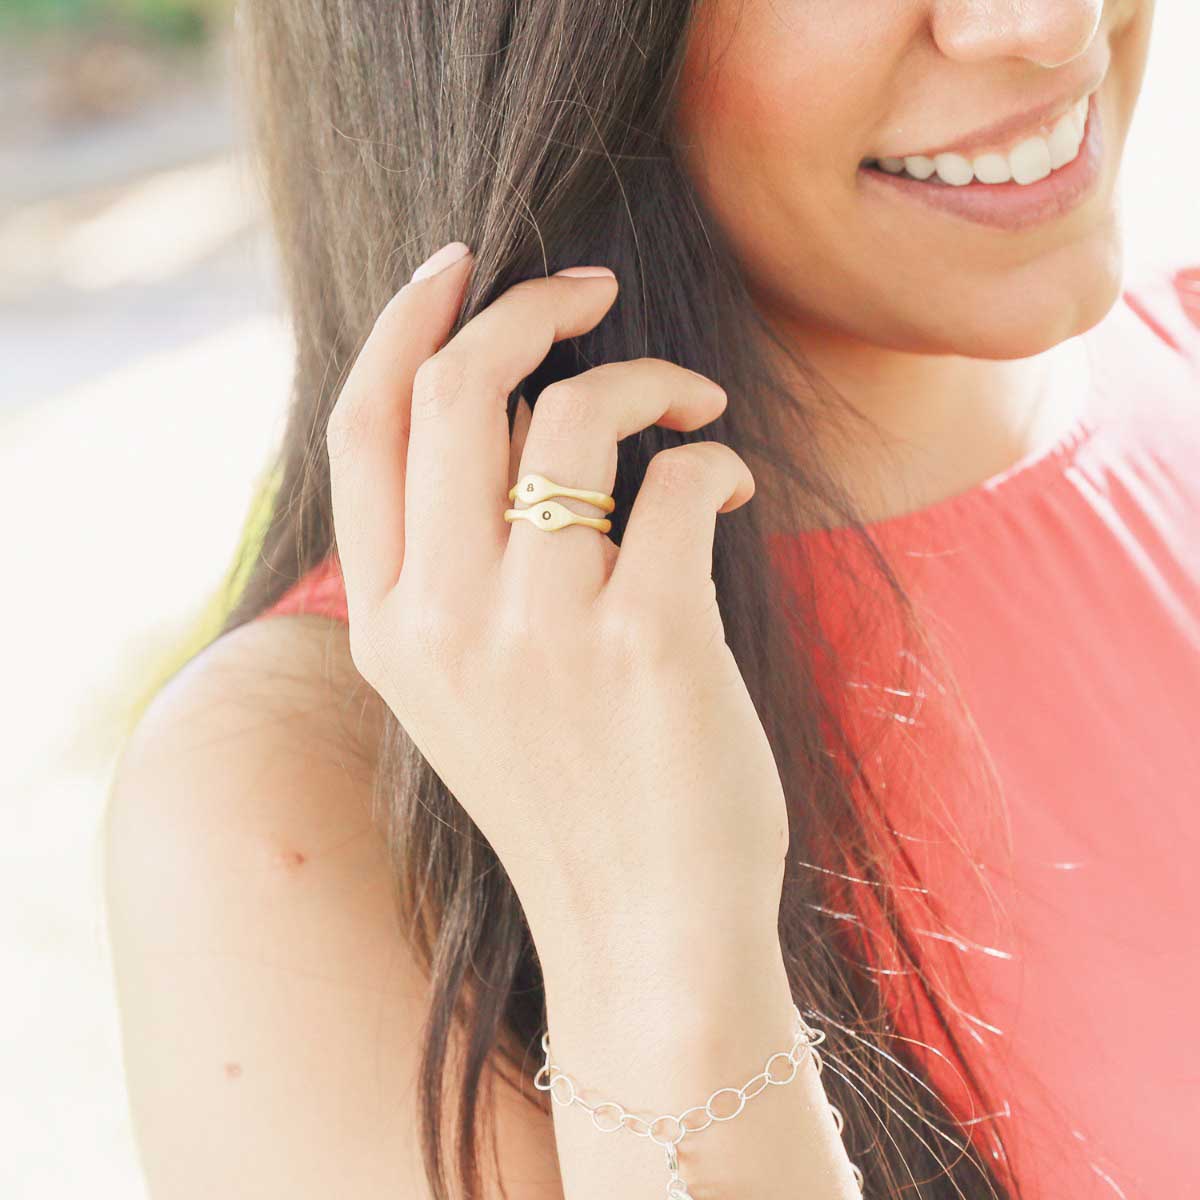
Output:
[224, 1062, 242, 1080]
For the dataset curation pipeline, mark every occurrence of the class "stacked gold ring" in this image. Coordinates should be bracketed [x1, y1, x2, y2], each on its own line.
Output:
[504, 472, 615, 533]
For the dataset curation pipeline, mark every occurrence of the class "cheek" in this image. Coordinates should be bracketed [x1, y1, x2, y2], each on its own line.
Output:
[675, 2, 891, 186]
[675, 75, 850, 291]
[674, 15, 937, 361]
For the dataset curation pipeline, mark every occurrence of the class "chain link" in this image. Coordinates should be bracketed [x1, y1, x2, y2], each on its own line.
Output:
[534, 1002, 865, 1197]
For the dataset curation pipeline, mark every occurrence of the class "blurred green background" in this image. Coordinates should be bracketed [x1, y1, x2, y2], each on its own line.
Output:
[3, 0, 225, 40]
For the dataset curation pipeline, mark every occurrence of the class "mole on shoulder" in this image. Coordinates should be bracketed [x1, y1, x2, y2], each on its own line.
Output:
[273, 848, 308, 869]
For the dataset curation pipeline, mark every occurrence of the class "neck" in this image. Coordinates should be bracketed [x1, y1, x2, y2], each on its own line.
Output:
[762, 318, 1092, 531]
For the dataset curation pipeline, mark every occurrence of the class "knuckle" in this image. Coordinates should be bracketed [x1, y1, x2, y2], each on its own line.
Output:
[533, 379, 595, 435]
[708, 439, 745, 470]
[411, 350, 471, 421]
[644, 444, 711, 494]
[490, 602, 539, 656]
[596, 599, 675, 668]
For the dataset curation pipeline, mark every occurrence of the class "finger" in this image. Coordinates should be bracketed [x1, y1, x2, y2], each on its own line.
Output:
[602, 440, 755, 616]
[507, 394, 533, 491]
[504, 357, 728, 609]
[326, 242, 474, 617]
[509, 389, 621, 587]
[402, 269, 619, 585]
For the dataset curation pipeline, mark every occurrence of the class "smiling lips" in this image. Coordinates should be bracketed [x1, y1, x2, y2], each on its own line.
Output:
[863, 93, 1091, 187]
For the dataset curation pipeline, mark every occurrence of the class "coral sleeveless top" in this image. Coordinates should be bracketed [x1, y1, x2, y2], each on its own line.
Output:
[261, 263, 1200, 1198]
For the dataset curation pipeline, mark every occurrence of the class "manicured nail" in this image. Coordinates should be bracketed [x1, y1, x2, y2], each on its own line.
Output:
[410, 241, 471, 282]
[554, 266, 616, 279]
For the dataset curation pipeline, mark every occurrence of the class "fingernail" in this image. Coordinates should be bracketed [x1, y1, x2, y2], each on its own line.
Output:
[410, 241, 471, 282]
[554, 266, 616, 279]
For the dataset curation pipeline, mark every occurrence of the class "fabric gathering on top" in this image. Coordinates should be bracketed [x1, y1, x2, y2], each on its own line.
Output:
[259, 262, 1200, 1198]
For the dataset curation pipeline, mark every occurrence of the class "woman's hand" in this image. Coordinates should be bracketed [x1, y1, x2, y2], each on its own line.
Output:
[327, 244, 789, 964]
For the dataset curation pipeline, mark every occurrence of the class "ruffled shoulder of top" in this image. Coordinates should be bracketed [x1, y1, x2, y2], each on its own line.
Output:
[259, 553, 348, 623]
[1120, 258, 1200, 364]
[1083, 255, 1200, 446]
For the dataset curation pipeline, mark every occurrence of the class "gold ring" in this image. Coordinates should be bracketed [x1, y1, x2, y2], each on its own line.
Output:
[508, 472, 615, 513]
[504, 499, 612, 534]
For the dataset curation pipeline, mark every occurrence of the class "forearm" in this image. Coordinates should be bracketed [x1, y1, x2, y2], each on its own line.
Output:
[533, 910, 862, 1200]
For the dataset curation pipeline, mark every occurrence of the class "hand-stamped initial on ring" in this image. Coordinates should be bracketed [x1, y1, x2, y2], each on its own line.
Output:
[504, 498, 612, 534]
[508, 471, 616, 514]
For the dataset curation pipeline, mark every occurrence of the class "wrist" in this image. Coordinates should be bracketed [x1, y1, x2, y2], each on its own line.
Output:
[520, 854, 786, 970]
[537, 925, 797, 1129]
[536, 904, 790, 1048]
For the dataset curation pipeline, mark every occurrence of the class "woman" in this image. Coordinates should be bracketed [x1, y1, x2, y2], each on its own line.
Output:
[104, 0, 1198, 1197]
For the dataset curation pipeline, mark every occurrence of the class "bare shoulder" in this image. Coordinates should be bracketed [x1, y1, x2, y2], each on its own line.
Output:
[104, 613, 562, 1199]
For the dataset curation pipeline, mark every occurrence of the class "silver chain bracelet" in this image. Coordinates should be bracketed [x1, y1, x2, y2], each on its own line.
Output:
[534, 1002, 865, 1197]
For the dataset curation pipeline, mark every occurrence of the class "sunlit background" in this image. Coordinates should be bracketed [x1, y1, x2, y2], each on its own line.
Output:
[1, 2, 1197, 1196]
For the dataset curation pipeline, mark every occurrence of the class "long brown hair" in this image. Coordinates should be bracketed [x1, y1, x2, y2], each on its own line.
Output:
[219, 2, 1023, 1195]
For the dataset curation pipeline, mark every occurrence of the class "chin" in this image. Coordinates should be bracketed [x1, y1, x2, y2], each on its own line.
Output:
[913, 231, 1127, 360]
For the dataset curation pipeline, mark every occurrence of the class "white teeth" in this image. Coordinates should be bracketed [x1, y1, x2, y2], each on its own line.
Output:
[1048, 107, 1081, 169]
[872, 92, 1091, 187]
[972, 152, 1011, 184]
[1075, 100, 1094, 138]
[1010, 135, 1052, 184]
[933, 153, 974, 186]
[903, 155, 936, 180]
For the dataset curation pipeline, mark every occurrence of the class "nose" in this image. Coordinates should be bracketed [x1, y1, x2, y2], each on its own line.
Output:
[930, 0, 1103, 68]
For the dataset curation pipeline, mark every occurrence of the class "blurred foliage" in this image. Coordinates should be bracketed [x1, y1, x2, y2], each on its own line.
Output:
[2, 0, 230, 42]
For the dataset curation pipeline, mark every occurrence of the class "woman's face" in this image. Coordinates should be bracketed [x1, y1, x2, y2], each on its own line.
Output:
[674, 0, 1153, 360]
